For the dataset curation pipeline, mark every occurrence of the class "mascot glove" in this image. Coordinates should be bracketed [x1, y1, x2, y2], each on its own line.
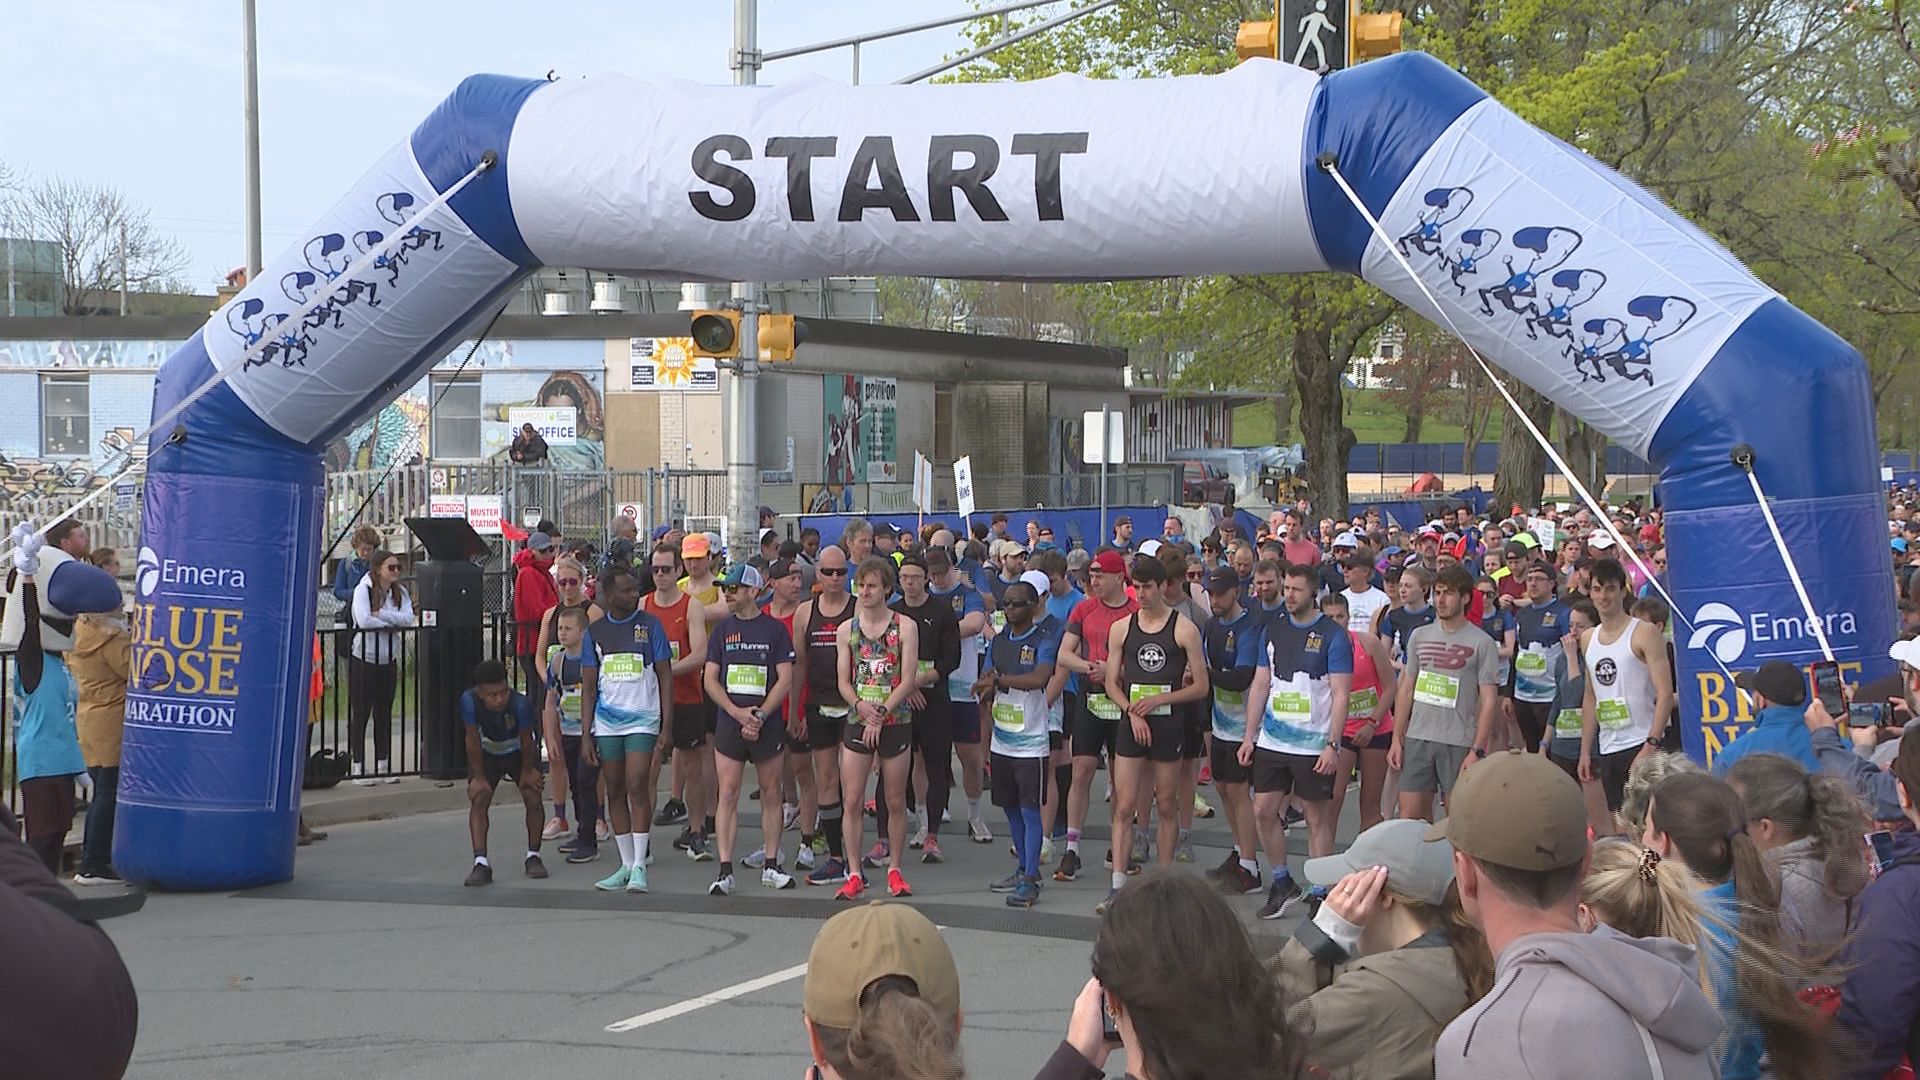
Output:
[11, 523, 44, 576]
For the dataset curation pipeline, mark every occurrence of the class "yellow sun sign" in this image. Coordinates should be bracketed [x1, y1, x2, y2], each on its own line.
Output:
[629, 336, 719, 392]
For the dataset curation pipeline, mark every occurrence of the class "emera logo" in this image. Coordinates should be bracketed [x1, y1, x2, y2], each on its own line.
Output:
[1688, 603, 1747, 664]
[136, 547, 161, 599]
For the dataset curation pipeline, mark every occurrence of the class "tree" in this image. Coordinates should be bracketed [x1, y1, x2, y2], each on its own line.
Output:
[3, 172, 189, 315]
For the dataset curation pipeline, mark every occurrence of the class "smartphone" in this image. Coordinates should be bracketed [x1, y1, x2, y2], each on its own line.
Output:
[1848, 702, 1891, 729]
[1869, 830, 1898, 877]
[1099, 990, 1122, 1045]
[1811, 661, 1847, 717]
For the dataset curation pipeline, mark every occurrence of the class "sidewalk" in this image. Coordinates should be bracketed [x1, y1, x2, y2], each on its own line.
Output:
[300, 775, 467, 828]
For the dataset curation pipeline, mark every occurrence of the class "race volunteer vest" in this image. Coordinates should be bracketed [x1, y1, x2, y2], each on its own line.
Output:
[803, 593, 854, 717]
[1117, 610, 1187, 719]
[644, 591, 701, 706]
[1585, 616, 1656, 754]
[1513, 600, 1570, 704]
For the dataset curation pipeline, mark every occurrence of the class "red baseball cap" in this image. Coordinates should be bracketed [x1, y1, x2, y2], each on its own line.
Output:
[1090, 550, 1128, 576]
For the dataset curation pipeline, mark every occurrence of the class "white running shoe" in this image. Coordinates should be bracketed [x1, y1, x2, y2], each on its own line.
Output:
[743, 849, 768, 870]
[968, 817, 993, 844]
[762, 865, 797, 890]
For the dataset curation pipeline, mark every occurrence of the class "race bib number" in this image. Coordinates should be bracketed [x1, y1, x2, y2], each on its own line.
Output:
[1554, 708, 1583, 738]
[1413, 670, 1460, 708]
[1348, 687, 1379, 717]
[992, 699, 1024, 732]
[670, 641, 683, 662]
[1215, 687, 1247, 710]
[1268, 689, 1312, 725]
[1596, 698, 1632, 730]
[917, 659, 935, 680]
[1089, 695, 1123, 721]
[725, 663, 767, 698]
[1131, 683, 1172, 716]
[1515, 649, 1548, 677]
[601, 653, 646, 680]
[857, 683, 887, 705]
[991, 610, 1008, 631]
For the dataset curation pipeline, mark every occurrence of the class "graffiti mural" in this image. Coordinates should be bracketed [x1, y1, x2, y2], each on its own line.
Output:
[0, 426, 148, 503]
[326, 391, 429, 473]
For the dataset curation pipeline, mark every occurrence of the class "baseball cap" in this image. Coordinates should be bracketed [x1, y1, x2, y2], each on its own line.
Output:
[1137, 538, 1164, 558]
[759, 528, 778, 545]
[1305, 819, 1456, 906]
[1513, 532, 1539, 550]
[1017, 569, 1052, 596]
[527, 531, 554, 553]
[1204, 567, 1241, 594]
[1735, 660, 1806, 706]
[1589, 533, 1618, 550]
[1896, 537, 1910, 554]
[1892, 637, 1920, 670]
[651, 524, 672, 541]
[1416, 527, 1442, 542]
[1332, 531, 1358, 549]
[768, 558, 800, 581]
[803, 901, 959, 1031]
[681, 533, 711, 558]
[1425, 750, 1587, 871]
[719, 563, 765, 591]
[1090, 550, 1128, 576]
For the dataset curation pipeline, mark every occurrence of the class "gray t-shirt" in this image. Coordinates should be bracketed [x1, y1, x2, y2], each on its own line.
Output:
[1403, 619, 1502, 747]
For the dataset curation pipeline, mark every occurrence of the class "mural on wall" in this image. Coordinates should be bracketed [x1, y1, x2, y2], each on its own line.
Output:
[326, 392, 429, 473]
[824, 374, 862, 486]
[0, 340, 184, 369]
[0, 426, 147, 502]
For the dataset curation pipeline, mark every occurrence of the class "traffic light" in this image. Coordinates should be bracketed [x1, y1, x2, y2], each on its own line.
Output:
[1350, 11, 1403, 62]
[688, 309, 740, 358]
[1235, 16, 1279, 61]
[757, 313, 807, 363]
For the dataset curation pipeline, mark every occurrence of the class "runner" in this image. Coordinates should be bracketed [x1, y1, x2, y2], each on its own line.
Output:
[975, 580, 1058, 908]
[1382, 564, 1436, 671]
[534, 557, 602, 845]
[797, 545, 856, 886]
[1241, 564, 1351, 919]
[679, 531, 728, 625]
[1055, 550, 1139, 883]
[1578, 558, 1675, 828]
[1250, 559, 1287, 625]
[1389, 564, 1500, 823]
[701, 564, 798, 895]
[1541, 601, 1615, 836]
[1034, 551, 1084, 857]
[643, 543, 713, 861]
[1100, 556, 1209, 913]
[882, 556, 961, 865]
[755, 558, 818, 872]
[929, 548, 996, 846]
[1201, 567, 1265, 896]
[833, 557, 922, 900]
[1340, 554, 1392, 637]
[459, 660, 546, 886]
[1509, 563, 1571, 753]
[579, 564, 674, 894]
[1321, 590, 1397, 834]
[541, 607, 600, 865]
[1158, 548, 1211, 863]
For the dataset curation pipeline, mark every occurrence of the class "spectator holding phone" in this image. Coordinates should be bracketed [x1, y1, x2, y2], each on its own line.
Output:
[1710, 661, 1820, 776]
[1834, 734, 1920, 1080]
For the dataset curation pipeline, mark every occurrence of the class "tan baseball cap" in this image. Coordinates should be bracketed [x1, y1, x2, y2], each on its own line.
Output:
[1425, 750, 1588, 871]
[803, 901, 959, 1030]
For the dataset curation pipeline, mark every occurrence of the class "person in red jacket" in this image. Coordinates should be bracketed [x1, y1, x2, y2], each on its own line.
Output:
[514, 532, 561, 722]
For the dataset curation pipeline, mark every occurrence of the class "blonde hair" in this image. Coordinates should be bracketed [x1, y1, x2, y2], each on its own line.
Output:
[810, 975, 965, 1080]
[553, 557, 586, 585]
[1582, 839, 1713, 1000]
[1616, 750, 1701, 838]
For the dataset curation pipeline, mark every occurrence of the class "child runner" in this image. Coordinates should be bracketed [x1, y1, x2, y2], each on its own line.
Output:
[543, 607, 600, 864]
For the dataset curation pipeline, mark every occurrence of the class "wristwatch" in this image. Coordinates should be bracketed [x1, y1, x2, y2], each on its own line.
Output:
[1472, 746, 1489, 759]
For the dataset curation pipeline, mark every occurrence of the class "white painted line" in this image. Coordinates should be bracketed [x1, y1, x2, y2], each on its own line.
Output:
[605, 962, 810, 1032]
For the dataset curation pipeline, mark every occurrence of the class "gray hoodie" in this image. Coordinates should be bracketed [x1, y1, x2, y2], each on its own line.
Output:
[1436, 925, 1723, 1080]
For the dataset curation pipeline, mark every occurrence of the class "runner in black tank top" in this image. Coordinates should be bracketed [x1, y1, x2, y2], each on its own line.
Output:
[797, 548, 858, 883]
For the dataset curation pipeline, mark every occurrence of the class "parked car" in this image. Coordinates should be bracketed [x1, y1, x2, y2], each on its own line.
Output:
[1178, 460, 1234, 505]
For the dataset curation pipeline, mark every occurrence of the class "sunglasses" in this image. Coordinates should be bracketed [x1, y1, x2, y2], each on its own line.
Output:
[649, 565, 677, 574]
[818, 566, 848, 576]
[1005, 598, 1035, 608]
[556, 577, 582, 586]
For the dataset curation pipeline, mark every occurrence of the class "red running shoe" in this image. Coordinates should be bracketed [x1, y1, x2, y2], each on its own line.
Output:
[835, 873, 867, 902]
[887, 867, 913, 898]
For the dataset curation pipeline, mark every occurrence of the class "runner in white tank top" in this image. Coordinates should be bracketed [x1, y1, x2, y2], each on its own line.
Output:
[1584, 616, 1656, 753]
[1577, 558, 1674, 824]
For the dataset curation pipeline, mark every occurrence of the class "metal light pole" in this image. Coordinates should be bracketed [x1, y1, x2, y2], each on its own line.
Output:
[725, 0, 762, 560]
[241, 0, 264, 278]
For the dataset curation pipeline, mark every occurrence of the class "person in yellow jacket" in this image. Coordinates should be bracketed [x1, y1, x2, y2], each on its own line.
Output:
[68, 549, 130, 886]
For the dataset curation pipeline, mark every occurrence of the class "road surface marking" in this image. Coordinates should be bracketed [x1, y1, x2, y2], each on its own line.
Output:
[605, 962, 810, 1032]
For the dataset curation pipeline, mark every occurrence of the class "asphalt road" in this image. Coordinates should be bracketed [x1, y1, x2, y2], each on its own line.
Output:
[105, 777, 1340, 1080]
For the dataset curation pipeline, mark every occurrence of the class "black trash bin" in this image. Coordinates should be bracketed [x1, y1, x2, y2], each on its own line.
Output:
[405, 516, 489, 780]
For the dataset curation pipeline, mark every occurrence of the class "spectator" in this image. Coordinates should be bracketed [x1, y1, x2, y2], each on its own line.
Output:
[349, 550, 414, 783]
[1577, 838, 1714, 999]
[1432, 751, 1721, 1080]
[803, 901, 964, 1080]
[1642, 772, 1829, 1080]
[1110, 514, 1134, 553]
[749, 528, 779, 572]
[1035, 870, 1290, 1080]
[1615, 749, 1702, 840]
[1275, 820, 1492, 1080]
[1710, 660, 1820, 775]
[512, 532, 561, 727]
[69, 549, 129, 886]
[1802, 690, 1905, 822]
[331, 525, 380, 604]
[1725, 752, 1870, 965]
[508, 422, 549, 465]
[1833, 733, 1920, 1080]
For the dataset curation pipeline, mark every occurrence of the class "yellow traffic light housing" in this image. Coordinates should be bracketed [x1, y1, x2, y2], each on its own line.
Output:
[1350, 11, 1403, 62]
[688, 309, 741, 358]
[757, 313, 807, 363]
[1236, 18, 1279, 61]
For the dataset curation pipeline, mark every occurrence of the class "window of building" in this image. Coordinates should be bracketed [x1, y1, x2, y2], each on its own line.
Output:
[41, 373, 89, 457]
[430, 376, 482, 459]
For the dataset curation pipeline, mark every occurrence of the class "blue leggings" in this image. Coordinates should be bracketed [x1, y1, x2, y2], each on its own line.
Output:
[1004, 805, 1045, 879]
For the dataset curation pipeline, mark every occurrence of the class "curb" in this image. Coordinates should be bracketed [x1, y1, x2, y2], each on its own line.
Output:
[301, 780, 467, 827]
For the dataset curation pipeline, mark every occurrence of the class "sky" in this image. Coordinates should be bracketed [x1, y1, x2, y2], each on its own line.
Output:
[0, 1, 987, 286]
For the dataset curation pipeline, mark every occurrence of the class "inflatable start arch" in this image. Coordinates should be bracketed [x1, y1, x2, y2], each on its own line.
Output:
[120, 53, 1891, 888]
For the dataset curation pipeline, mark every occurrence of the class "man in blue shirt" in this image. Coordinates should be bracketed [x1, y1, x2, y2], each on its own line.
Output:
[1710, 660, 1819, 775]
[460, 659, 546, 886]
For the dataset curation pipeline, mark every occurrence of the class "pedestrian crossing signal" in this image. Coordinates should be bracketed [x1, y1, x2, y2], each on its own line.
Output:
[1350, 12, 1403, 62]
[758, 313, 807, 363]
[1235, 18, 1279, 61]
